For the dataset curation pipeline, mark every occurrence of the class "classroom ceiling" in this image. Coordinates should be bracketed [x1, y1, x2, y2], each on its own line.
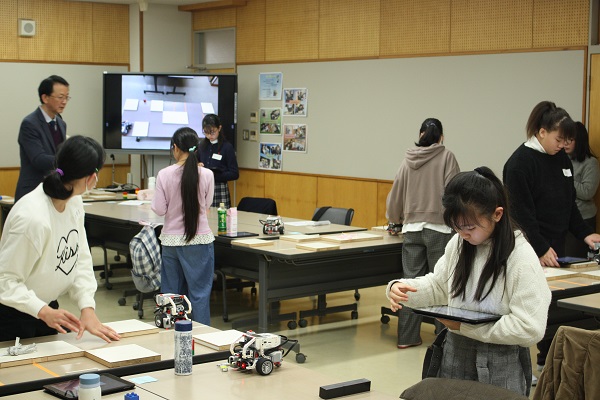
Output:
[68, 0, 212, 5]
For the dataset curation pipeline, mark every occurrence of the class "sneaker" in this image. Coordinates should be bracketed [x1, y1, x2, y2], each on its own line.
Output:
[397, 341, 422, 349]
[537, 364, 544, 372]
[531, 374, 538, 386]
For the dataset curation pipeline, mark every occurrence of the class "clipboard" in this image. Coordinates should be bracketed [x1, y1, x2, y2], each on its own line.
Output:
[409, 305, 501, 324]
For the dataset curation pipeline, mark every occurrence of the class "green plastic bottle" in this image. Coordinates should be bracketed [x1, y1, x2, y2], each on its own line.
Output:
[218, 203, 227, 235]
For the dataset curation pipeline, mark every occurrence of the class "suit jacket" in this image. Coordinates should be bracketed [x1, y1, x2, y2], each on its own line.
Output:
[15, 108, 66, 201]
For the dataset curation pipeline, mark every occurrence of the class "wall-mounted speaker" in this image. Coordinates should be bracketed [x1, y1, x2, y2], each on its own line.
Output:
[18, 19, 36, 37]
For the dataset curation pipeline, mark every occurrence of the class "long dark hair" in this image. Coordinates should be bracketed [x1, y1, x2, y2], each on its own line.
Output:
[43, 136, 105, 200]
[171, 127, 201, 242]
[199, 113, 225, 150]
[526, 101, 575, 140]
[570, 122, 596, 162]
[442, 166, 515, 301]
[415, 118, 443, 147]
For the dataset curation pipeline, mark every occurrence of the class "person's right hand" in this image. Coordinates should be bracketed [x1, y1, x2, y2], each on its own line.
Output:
[539, 247, 559, 267]
[38, 305, 82, 335]
[388, 282, 417, 312]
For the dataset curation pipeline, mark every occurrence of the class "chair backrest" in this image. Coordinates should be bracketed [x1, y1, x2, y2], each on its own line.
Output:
[237, 197, 278, 215]
[312, 206, 354, 225]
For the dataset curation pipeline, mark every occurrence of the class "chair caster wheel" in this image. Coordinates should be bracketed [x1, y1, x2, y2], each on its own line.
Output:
[295, 353, 306, 363]
[118, 297, 126, 306]
[381, 315, 390, 324]
[133, 302, 139, 310]
[351, 310, 358, 319]
[287, 320, 297, 329]
[298, 319, 308, 328]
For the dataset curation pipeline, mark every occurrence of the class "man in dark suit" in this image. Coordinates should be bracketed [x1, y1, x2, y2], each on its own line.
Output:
[15, 75, 70, 201]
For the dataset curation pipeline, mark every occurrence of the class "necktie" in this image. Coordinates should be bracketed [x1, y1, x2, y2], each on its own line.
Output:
[49, 120, 62, 147]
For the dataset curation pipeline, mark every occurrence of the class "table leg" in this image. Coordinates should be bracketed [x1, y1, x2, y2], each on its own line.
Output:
[258, 257, 268, 333]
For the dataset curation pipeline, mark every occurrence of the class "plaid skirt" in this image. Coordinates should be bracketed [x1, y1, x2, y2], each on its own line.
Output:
[439, 331, 533, 396]
[212, 182, 231, 209]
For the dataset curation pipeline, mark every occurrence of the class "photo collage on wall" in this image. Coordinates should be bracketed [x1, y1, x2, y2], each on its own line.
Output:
[247, 72, 308, 171]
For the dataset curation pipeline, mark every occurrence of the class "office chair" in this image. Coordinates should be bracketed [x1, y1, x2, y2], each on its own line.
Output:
[296, 206, 358, 327]
[215, 197, 279, 322]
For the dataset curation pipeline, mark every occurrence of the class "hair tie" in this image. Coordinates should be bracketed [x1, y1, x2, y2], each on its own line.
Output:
[189, 146, 197, 152]
[56, 168, 64, 177]
[474, 167, 485, 176]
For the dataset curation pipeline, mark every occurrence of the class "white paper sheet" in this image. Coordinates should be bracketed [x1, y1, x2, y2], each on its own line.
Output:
[150, 100, 164, 112]
[123, 98, 139, 111]
[162, 111, 189, 124]
[131, 121, 149, 137]
[201, 102, 215, 114]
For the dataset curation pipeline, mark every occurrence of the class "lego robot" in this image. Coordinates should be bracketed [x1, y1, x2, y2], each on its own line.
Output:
[228, 331, 303, 375]
[260, 215, 284, 235]
[153, 293, 191, 329]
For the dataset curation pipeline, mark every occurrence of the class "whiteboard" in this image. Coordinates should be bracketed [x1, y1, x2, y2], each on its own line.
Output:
[237, 50, 585, 180]
[0, 63, 129, 167]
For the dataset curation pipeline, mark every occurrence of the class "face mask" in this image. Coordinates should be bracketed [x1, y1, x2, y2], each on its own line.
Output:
[210, 139, 219, 144]
[84, 174, 98, 195]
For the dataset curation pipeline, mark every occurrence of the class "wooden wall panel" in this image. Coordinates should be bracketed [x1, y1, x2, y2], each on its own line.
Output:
[381, 0, 450, 56]
[92, 3, 129, 64]
[316, 177, 377, 228]
[264, 173, 317, 219]
[236, 0, 265, 64]
[451, 0, 533, 53]
[533, 0, 589, 48]
[319, 0, 379, 59]
[0, 0, 18, 60]
[377, 181, 392, 227]
[264, 0, 319, 62]
[192, 8, 236, 31]
[0, 169, 19, 198]
[18, 0, 93, 62]
[234, 169, 265, 204]
[589, 54, 600, 231]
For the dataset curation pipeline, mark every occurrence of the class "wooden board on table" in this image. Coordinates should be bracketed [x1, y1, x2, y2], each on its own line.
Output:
[577, 269, 600, 280]
[543, 268, 580, 281]
[296, 242, 340, 252]
[104, 319, 160, 338]
[193, 329, 244, 351]
[231, 238, 275, 248]
[85, 344, 160, 368]
[321, 232, 383, 243]
[279, 234, 320, 242]
[547, 276, 600, 291]
[0, 341, 84, 368]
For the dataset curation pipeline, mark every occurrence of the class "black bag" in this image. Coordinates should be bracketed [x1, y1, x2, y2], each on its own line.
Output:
[421, 328, 448, 379]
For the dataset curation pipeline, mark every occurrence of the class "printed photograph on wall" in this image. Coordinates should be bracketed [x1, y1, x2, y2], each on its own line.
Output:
[259, 72, 283, 100]
[259, 142, 282, 171]
[259, 108, 281, 134]
[282, 88, 307, 116]
[283, 124, 307, 153]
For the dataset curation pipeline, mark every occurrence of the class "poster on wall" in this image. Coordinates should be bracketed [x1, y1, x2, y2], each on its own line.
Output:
[259, 142, 282, 171]
[283, 88, 307, 116]
[259, 72, 283, 100]
[259, 108, 281, 134]
[283, 124, 307, 153]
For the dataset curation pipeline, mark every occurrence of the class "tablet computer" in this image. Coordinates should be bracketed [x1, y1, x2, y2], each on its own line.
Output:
[409, 305, 501, 324]
[43, 373, 134, 399]
[556, 256, 589, 266]
[218, 231, 259, 238]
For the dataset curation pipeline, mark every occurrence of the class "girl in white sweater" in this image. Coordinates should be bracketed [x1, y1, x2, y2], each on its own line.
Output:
[0, 136, 120, 343]
[386, 167, 551, 396]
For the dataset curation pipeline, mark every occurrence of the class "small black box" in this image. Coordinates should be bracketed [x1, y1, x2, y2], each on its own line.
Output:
[319, 378, 371, 399]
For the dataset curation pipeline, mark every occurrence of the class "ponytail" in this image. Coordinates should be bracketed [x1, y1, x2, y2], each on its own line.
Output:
[43, 136, 105, 200]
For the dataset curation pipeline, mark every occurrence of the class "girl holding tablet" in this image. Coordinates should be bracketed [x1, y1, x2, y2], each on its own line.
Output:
[386, 167, 551, 396]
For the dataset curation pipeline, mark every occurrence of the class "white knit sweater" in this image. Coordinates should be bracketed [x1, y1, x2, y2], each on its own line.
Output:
[386, 232, 551, 347]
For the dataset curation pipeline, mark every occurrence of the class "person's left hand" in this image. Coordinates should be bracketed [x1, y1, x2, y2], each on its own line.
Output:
[584, 233, 600, 250]
[78, 308, 121, 343]
[437, 318, 460, 331]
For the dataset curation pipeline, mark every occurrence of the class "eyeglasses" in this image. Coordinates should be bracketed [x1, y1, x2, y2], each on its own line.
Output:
[49, 95, 71, 102]
[203, 129, 219, 136]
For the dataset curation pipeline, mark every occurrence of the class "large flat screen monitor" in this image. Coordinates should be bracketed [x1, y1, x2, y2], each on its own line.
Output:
[103, 72, 237, 153]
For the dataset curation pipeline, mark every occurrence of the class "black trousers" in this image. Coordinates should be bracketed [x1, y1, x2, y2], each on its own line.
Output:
[0, 300, 59, 342]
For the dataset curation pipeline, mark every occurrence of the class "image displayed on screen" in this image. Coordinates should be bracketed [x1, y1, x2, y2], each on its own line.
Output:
[103, 73, 237, 153]
[120, 75, 217, 150]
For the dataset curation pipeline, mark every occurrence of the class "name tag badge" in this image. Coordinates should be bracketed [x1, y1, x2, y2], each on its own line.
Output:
[563, 169, 572, 177]
[212, 153, 222, 161]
